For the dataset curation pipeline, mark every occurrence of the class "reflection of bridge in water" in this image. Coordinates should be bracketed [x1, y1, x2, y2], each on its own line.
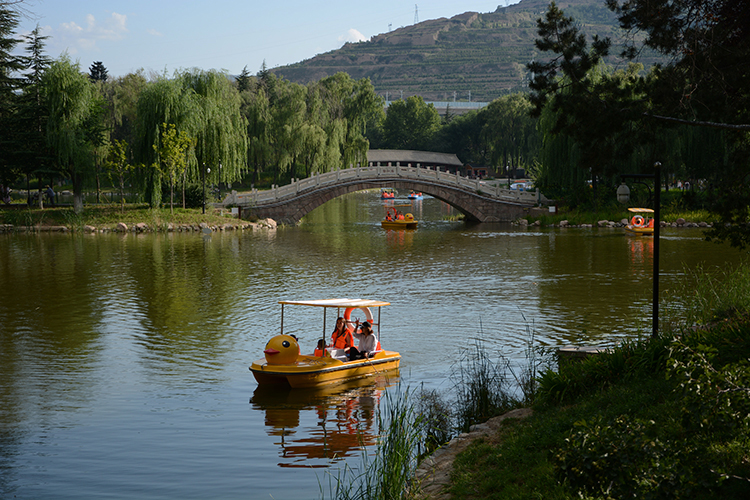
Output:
[220, 166, 548, 225]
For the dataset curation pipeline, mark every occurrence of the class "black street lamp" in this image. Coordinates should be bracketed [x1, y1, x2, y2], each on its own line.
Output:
[202, 163, 206, 214]
[202, 163, 211, 215]
[620, 162, 661, 337]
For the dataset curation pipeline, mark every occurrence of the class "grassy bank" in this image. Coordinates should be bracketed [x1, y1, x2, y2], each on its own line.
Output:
[524, 206, 715, 227]
[0, 204, 247, 230]
[447, 264, 750, 499]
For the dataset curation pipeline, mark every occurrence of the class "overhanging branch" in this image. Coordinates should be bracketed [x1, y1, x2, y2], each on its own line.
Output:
[645, 113, 750, 131]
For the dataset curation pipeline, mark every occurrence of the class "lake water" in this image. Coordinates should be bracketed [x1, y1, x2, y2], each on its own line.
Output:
[0, 193, 744, 499]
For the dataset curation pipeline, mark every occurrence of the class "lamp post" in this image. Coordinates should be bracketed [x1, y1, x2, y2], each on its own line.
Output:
[620, 161, 661, 337]
[202, 163, 206, 214]
[202, 164, 211, 214]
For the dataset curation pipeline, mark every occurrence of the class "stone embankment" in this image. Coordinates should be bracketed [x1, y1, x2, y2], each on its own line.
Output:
[414, 408, 533, 499]
[0, 218, 278, 234]
[516, 217, 711, 228]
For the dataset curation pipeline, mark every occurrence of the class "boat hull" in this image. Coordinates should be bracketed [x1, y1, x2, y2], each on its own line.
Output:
[250, 350, 401, 388]
[624, 225, 654, 236]
[381, 220, 417, 230]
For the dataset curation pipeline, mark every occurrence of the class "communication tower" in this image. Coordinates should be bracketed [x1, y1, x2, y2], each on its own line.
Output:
[414, 4, 419, 24]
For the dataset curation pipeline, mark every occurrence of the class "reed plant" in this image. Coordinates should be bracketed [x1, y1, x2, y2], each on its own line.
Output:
[451, 338, 517, 433]
[323, 386, 423, 500]
[674, 262, 750, 326]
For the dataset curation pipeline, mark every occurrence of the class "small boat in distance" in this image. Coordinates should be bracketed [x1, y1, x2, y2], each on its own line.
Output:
[624, 207, 655, 236]
[250, 299, 401, 389]
[381, 206, 418, 230]
[380, 188, 395, 199]
[407, 190, 423, 200]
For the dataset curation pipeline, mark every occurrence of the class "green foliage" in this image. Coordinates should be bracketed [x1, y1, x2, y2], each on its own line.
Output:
[674, 263, 750, 327]
[452, 339, 517, 432]
[536, 334, 672, 405]
[381, 96, 441, 151]
[555, 415, 677, 498]
[415, 388, 453, 456]
[153, 122, 196, 213]
[42, 55, 98, 213]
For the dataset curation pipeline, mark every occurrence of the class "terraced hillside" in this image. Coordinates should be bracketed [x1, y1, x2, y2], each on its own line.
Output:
[271, 0, 661, 102]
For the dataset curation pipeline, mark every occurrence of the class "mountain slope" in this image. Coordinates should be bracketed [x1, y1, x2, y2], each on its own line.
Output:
[271, 0, 660, 102]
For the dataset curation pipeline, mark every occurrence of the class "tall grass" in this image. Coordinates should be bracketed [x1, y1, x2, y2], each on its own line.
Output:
[323, 386, 423, 500]
[676, 262, 750, 326]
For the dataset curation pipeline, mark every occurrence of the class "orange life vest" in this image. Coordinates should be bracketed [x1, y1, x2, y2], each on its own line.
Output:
[314, 347, 328, 357]
[332, 329, 353, 349]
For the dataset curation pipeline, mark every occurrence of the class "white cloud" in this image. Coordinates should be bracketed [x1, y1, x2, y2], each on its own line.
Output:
[54, 12, 128, 54]
[338, 28, 366, 44]
[147, 28, 164, 37]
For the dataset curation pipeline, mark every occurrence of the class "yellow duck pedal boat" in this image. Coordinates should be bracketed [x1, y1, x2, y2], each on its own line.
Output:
[381, 206, 417, 230]
[250, 299, 401, 389]
[624, 207, 655, 236]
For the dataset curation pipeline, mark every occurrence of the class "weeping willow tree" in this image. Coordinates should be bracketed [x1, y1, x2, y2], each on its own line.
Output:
[134, 76, 198, 207]
[42, 55, 96, 214]
[134, 70, 246, 207]
[178, 69, 247, 192]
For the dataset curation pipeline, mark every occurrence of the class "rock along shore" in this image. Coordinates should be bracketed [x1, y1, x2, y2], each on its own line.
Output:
[515, 217, 710, 229]
[0, 218, 279, 234]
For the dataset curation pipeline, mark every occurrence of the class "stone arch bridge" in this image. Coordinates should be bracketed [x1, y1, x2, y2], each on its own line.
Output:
[219, 166, 548, 225]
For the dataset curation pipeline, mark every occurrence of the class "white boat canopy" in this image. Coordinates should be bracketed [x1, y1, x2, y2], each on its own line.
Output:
[278, 298, 390, 308]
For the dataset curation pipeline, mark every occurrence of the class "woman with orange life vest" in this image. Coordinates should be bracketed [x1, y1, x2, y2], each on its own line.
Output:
[330, 317, 354, 350]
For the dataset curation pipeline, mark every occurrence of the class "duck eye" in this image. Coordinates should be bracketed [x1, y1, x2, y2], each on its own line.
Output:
[282, 341, 290, 348]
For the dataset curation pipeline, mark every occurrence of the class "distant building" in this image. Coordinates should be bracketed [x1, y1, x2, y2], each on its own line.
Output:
[464, 163, 491, 179]
[383, 101, 489, 116]
[366, 149, 463, 174]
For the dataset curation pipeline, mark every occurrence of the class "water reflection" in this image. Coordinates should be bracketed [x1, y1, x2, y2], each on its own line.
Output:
[250, 371, 399, 468]
[627, 236, 654, 266]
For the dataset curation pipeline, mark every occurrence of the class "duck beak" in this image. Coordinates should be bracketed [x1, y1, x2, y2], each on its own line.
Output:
[264, 348, 279, 355]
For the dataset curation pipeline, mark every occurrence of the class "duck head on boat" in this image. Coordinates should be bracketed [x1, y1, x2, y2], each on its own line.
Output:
[250, 299, 401, 388]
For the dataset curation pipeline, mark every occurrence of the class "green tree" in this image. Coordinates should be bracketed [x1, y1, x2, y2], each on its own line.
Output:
[0, 3, 24, 190]
[382, 96, 441, 151]
[153, 123, 195, 213]
[178, 69, 247, 190]
[42, 55, 96, 213]
[528, 0, 750, 245]
[481, 93, 539, 177]
[103, 138, 132, 212]
[133, 75, 199, 207]
[88, 61, 108, 82]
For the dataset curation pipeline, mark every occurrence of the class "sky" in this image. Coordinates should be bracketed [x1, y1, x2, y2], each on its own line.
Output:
[15, 0, 522, 78]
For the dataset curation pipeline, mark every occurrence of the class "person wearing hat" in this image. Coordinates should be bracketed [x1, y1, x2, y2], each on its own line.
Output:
[348, 320, 377, 361]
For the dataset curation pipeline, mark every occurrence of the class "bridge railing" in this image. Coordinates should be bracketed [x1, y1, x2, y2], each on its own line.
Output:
[222, 166, 547, 206]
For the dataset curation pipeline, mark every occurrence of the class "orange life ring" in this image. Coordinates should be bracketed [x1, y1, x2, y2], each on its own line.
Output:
[343, 306, 382, 351]
[632, 215, 645, 227]
[343, 306, 374, 328]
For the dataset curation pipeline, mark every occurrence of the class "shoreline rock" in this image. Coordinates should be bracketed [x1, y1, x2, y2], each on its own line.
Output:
[0, 218, 279, 234]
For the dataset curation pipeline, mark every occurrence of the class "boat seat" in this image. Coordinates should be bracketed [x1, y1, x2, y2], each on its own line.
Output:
[328, 348, 349, 361]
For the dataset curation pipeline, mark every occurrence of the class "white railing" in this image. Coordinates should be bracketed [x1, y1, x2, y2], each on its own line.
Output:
[221, 166, 547, 207]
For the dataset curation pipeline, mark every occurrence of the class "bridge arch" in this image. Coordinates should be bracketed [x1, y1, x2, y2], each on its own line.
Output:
[221, 166, 545, 225]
